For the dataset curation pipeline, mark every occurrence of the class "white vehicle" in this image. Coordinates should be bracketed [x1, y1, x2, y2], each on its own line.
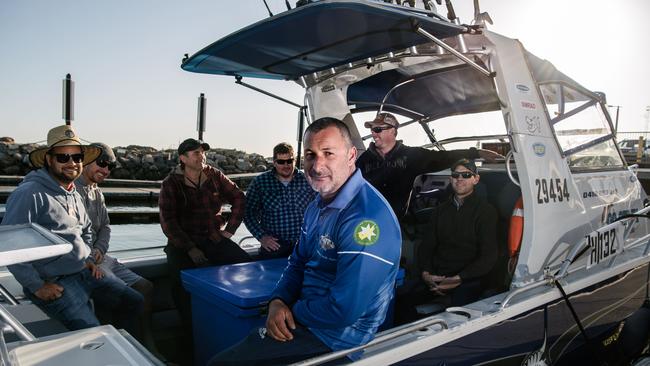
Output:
[180, 0, 650, 364]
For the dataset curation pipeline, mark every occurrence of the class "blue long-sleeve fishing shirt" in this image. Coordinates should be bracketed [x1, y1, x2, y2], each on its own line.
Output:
[271, 169, 401, 358]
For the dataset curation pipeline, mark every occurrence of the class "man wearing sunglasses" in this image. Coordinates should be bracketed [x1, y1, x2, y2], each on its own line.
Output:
[398, 159, 497, 322]
[244, 143, 316, 259]
[356, 112, 503, 218]
[2, 125, 143, 333]
[74, 142, 159, 354]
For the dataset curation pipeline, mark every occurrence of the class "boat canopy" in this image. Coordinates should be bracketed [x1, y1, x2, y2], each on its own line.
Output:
[181, 0, 465, 80]
[347, 49, 593, 120]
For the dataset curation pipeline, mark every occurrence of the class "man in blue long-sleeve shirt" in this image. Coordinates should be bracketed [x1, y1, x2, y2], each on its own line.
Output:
[210, 118, 401, 365]
[244, 142, 315, 259]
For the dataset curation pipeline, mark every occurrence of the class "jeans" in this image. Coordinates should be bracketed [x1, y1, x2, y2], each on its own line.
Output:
[26, 268, 144, 333]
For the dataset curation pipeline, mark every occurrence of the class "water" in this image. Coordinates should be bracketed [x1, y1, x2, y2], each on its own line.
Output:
[109, 223, 259, 260]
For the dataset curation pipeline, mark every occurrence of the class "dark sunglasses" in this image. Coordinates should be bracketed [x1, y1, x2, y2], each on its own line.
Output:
[275, 158, 294, 165]
[49, 153, 84, 164]
[451, 171, 475, 179]
[370, 126, 394, 133]
[96, 160, 116, 170]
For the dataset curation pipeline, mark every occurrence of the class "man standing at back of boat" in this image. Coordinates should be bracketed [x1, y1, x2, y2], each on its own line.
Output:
[356, 112, 502, 218]
[1, 125, 143, 333]
[244, 142, 316, 259]
[210, 117, 401, 365]
[75, 142, 159, 354]
[159, 138, 251, 359]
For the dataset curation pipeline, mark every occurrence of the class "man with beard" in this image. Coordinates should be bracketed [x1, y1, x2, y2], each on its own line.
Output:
[210, 117, 401, 365]
[159, 138, 250, 359]
[244, 142, 316, 259]
[75, 142, 158, 353]
[1, 125, 143, 332]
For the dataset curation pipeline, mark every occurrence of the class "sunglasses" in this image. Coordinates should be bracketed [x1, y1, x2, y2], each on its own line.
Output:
[451, 171, 475, 179]
[49, 153, 84, 164]
[370, 126, 394, 133]
[96, 160, 117, 170]
[275, 158, 294, 165]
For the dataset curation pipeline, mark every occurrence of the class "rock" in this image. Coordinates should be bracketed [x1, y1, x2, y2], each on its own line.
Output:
[235, 159, 252, 171]
[0, 137, 15, 143]
[255, 165, 267, 172]
[2, 165, 20, 175]
[142, 154, 154, 164]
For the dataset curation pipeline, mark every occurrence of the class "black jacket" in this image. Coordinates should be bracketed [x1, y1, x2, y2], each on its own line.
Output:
[356, 141, 479, 217]
[417, 192, 498, 281]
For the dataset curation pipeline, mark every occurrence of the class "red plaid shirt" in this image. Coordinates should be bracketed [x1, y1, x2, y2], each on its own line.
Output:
[159, 165, 245, 251]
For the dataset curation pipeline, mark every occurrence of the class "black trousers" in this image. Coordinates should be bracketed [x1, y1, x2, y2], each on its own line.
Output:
[165, 237, 251, 360]
[395, 278, 483, 325]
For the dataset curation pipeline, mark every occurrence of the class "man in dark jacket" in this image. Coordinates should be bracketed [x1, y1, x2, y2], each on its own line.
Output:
[356, 112, 502, 218]
[398, 159, 498, 321]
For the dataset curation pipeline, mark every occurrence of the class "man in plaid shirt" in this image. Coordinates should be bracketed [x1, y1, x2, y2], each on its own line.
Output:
[244, 143, 316, 259]
[159, 138, 251, 356]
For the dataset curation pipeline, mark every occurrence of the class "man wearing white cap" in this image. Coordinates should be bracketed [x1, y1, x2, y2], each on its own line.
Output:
[1, 125, 143, 332]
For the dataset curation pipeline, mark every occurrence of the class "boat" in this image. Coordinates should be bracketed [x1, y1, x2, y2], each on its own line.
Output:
[178, 0, 650, 364]
[2, 1, 650, 365]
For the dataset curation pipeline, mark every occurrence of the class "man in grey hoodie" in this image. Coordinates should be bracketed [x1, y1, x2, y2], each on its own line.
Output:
[1, 125, 143, 332]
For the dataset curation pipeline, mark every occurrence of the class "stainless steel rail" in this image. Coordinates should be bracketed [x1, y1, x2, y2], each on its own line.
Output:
[291, 317, 448, 366]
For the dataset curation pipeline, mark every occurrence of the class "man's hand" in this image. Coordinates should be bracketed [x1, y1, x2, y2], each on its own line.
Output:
[34, 283, 64, 301]
[220, 230, 233, 239]
[266, 299, 296, 342]
[436, 275, 462, 291]
[187, 247, 209, 266]
[260, 235, 281, 252]
[86, 262, 104, 279]
[477, 149, 505, 163]
[91, 248, 105, 264]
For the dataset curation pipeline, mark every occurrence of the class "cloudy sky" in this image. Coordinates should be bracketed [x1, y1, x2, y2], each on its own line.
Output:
[1, 0, 648, 155]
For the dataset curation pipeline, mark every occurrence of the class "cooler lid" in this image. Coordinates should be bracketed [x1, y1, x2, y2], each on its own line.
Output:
[181, 258, 289, 308]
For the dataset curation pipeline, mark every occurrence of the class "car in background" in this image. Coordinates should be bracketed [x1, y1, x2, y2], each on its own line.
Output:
[618, 138, 650, 165]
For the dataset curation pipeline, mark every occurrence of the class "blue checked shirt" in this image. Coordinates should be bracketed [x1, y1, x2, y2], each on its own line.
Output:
[244, 169, 316, 247]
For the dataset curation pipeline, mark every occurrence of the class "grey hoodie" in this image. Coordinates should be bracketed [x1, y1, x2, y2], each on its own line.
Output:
[2, 168, 92, 293]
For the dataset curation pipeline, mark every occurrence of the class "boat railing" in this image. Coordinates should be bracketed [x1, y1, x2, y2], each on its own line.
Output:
[289, 317, 448, 366]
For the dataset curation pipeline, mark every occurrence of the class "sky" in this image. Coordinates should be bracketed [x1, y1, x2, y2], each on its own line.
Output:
[1, 0, 649, 156]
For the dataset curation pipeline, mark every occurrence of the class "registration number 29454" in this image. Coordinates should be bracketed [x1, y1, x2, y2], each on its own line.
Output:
[586, 223, 623, 269]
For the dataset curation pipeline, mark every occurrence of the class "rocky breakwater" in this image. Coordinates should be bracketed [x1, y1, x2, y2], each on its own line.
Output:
[0, 137, 271, 180]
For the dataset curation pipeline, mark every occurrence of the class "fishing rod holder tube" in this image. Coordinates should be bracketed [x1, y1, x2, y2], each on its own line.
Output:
[411, 19, 494, 78]
[291, 317, 448, 366]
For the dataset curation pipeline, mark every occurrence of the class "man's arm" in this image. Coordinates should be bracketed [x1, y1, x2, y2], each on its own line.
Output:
[214, 170, 246, 236]
[159, 179, 197, 251]
[291, 214, 401, 328]
[419, 147, 481, 173]
[458, 203, 499, 280]
[242, 177, 265, 240]
[92, 189, 111, 255]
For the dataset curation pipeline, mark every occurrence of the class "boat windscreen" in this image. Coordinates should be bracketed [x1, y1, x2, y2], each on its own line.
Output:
[181, 0, 465, 80]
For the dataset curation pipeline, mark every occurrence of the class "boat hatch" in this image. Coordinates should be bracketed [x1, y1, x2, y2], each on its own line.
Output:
[181, 0, 464, 80]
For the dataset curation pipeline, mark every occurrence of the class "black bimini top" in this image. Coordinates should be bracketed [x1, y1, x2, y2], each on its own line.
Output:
[181, 0, 465, 80]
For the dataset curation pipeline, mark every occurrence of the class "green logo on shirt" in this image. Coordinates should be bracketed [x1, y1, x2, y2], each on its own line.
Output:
[354, 220, 379, 245]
